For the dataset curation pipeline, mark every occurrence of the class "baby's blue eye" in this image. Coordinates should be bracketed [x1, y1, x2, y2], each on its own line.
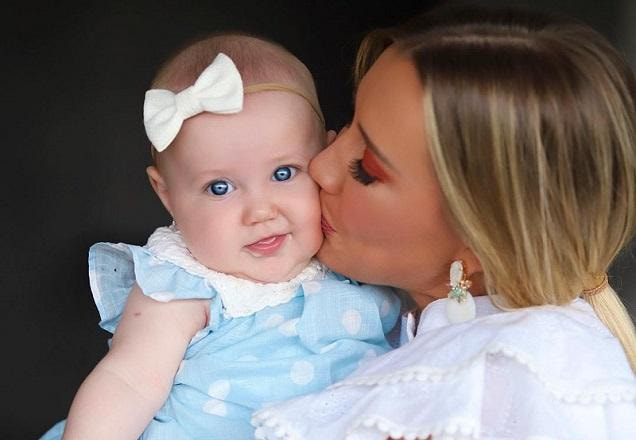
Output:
[273, 166, 297, 182]
[207, 180, 235, 196]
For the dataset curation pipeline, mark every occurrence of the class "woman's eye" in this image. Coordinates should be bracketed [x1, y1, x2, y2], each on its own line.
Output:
[348, 158, 377, 185]
[207, 180, 235, 196]
[272, 166, 297, 182]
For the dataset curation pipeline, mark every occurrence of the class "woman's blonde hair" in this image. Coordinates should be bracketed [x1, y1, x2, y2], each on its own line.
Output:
[356, 7, 636, 370]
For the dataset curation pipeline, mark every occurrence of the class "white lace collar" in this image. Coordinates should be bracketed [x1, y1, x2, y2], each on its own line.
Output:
[145, 225, 327, 318]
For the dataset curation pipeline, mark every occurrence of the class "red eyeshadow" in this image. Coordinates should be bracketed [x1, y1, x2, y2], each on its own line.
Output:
[361, 148, 389, 182]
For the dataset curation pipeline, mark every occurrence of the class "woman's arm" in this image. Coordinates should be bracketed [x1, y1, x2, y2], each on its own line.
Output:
[62, 284, 209, 440]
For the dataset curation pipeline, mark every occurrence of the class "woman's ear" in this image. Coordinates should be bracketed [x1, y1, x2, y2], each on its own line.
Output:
[146, 166, 173, 216]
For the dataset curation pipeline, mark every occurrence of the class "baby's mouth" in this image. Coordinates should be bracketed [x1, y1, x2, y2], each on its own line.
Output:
[245, 234, 288, 255]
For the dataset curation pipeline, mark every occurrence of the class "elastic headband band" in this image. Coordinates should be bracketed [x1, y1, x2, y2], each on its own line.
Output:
[244, 82, 325, 127]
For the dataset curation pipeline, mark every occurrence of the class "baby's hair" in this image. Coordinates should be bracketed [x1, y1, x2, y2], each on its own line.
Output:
[149, 32, 324, 160]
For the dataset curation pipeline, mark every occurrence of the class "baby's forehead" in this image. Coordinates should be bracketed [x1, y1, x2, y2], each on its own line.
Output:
[167, 98, 323, 165]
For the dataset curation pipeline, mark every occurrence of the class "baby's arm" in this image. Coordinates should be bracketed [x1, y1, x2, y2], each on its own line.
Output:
[63, 284, 209, 440]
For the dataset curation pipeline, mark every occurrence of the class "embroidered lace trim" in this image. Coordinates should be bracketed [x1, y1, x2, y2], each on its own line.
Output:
[253, 411, 303, 440]
[251, 412, 477, 440]
[145, 225, 327, 317]
[331, 342, 636, 405]
[347, 415, 477, 440]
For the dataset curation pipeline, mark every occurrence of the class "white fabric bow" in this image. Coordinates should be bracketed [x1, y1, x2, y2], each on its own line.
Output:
[143, 53, 244, 152]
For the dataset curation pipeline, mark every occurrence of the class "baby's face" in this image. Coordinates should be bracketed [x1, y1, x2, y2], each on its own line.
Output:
[156, 92, 324, 282]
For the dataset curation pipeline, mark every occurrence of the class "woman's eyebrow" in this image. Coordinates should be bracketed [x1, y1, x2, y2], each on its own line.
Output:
[356, 122, 396, 170]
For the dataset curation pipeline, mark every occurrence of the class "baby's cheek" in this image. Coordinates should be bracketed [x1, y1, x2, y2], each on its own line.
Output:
[292, 187, 323, 254]
[183, 216, 234, 265]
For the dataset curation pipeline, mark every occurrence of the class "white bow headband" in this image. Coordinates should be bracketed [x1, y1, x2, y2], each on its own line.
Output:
[143, 53, 324, 153]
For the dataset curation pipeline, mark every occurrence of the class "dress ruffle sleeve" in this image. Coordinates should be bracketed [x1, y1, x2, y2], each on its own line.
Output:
[88, 242, 221, 334]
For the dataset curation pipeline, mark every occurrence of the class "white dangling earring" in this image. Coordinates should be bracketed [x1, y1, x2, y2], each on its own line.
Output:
[445, 260, 476, 324]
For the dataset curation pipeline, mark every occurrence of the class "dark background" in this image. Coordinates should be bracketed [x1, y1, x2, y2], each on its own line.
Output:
[2, 1, 634, 438]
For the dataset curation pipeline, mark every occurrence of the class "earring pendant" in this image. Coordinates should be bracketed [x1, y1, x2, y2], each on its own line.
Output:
[445, 260, 476, 323]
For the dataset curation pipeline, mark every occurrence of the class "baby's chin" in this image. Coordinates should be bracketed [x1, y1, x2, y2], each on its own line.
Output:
[233, 259, 313, 284]
[191, 247, 317, 284]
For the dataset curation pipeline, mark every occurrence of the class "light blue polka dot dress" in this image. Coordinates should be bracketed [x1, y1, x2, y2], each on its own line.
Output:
[40, 226, 401, 439]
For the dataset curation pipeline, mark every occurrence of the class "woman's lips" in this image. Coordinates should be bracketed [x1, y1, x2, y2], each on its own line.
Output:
[321, 216, 336, 235]
[246, 234, 287, 256]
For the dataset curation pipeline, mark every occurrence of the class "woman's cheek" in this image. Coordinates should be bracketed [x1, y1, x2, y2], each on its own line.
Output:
[340, 189, 395, 238]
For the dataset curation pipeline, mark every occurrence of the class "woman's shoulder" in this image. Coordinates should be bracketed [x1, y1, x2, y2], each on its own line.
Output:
[342, 296, 633, 390]
[252, 296, 636, 440]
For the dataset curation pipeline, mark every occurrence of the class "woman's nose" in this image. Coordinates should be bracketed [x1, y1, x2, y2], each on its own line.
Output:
[309, 134, 344, 194]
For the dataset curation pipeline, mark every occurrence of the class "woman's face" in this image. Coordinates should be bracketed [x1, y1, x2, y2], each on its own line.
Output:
[310, 47, 466, 301]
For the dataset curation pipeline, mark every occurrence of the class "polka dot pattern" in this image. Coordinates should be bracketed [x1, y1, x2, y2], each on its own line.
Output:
[302, 281, 322, 295]
[202, 399, 227, 416]
[363, 349, 378, 360]
[380, 299, 392, 317]
[279, 318, 300, 336]
[342, 309, 362, 335]
[203, 379, 231, 417]
[290, 360, 315, 385]
[149, 291, 176, 302]
[264, 313, 285, 328]
[358, 349, 378, 368]
[320, 342, 338, 354]
[90, 231, 400, 438]
[207, 380, 231, 399]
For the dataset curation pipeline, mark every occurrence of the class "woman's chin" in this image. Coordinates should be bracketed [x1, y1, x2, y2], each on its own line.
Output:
[317, 242, 361, 281]
[316, 240, 339, 270]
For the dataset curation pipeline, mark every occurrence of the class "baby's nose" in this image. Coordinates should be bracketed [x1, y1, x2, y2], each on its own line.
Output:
[243, 196, 278, 225]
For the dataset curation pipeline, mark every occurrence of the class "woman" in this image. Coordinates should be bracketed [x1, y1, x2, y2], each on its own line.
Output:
[252, 7, 636, 440]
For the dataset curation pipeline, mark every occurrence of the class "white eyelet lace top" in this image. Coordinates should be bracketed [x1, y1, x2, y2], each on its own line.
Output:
[252, 295, 636, 440]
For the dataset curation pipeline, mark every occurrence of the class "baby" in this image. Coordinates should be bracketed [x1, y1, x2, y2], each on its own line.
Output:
[40, 34, 400, 439]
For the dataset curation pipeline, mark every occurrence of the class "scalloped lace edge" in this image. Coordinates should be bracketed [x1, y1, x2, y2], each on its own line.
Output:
[330, 342, 636, 405]
[251, 412, 477, 440]
[252, 411, 303, 440]
[347, 414, 477, 440]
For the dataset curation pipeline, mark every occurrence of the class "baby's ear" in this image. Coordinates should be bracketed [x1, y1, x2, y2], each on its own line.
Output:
[146, 166, 173, 216]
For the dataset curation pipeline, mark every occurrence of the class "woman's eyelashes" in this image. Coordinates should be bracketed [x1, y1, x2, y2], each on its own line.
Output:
[349, 158, 377, 185]
[348, 149, 387, 185]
